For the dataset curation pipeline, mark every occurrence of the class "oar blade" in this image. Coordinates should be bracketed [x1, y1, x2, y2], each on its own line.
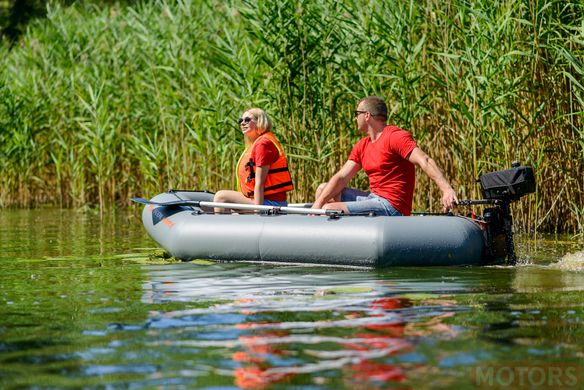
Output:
[130, 197, 152, 205]
[131, 198, 200, 207]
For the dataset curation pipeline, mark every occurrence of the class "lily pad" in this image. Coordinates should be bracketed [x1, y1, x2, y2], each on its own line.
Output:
[316, 286, 374, 295]
[190, 259, 216, 265]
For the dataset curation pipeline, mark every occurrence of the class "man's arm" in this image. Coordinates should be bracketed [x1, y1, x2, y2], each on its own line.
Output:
[312, 160, 361, 209]
[408, 147, 458, 211]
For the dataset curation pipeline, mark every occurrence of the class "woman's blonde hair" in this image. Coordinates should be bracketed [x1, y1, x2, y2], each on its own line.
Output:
[247, 108, 272, 133]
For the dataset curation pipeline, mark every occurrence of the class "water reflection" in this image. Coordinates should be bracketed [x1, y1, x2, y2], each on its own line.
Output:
[513, 265, 584, 293]
[134, 262, 584, 388]
[0, 209, 150, 260]
[140, 264, 482, 388]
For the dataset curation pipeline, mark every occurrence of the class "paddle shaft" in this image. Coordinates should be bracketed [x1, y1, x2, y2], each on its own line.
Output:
[131, 197, 341, 216]
[201, 201, 339, 216]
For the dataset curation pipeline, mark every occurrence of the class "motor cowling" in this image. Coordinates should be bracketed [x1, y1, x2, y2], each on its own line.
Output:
[479, 163, 535, 201]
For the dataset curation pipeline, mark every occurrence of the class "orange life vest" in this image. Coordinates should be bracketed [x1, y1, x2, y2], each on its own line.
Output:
[236, 132, 294, 198]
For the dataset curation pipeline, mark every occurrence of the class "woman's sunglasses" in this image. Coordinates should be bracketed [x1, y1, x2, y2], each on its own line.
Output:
[238, 116, 254, 125]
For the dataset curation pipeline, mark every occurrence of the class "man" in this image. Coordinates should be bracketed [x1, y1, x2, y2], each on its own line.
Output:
[312, 96, 457, 216]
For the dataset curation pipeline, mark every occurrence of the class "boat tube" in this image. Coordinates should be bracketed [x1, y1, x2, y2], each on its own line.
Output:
[136, 164, 535, 267]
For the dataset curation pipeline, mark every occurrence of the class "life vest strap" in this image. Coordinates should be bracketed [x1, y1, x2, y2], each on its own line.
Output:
[268, 167, 289, 174]
[246, 181, 293, 198]
[264, 181, 294, 193]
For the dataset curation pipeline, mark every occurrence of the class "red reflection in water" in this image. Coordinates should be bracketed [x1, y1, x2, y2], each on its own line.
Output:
[234, 332, 292, 389]
[232, 296, 453, 388]
[348, 359, 407, 383]
[235, 366, 292, 389]
[342, 298, 412, 388]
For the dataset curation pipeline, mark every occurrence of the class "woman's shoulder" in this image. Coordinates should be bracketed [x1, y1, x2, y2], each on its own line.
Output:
[257, 134, 277, 143]
[253, 136, 280, 155]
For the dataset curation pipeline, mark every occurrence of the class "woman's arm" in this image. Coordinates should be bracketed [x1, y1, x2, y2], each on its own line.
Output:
[253, 165, 270, 205]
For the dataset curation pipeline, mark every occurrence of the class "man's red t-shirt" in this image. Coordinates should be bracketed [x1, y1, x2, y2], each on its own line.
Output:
[251, 138, 286, 201]
[348, 126, 417, 215]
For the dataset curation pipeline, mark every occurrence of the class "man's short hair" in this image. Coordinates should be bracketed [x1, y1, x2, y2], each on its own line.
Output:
[359, 96, 388, 120]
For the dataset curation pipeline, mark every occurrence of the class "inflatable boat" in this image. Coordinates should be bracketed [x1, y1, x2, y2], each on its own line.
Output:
[134, 165, 535, 267]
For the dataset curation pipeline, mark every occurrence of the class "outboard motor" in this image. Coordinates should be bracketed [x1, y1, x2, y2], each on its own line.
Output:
[459, 162, 536, 265]
[480, 162, 535, 264]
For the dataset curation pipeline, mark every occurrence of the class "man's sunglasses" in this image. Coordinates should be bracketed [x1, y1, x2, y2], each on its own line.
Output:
[354, 110, 368, 117]
[238, 116, 254, 125]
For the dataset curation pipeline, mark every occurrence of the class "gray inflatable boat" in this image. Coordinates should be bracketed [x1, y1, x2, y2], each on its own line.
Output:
[138, 190, 489, 266]
[135, 165, 535, 267]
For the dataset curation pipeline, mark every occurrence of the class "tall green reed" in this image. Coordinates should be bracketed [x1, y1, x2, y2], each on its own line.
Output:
[0, 0, 582, 233]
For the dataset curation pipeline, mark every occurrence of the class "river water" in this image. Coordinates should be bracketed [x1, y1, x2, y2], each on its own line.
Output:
[1, 209, 583, 389]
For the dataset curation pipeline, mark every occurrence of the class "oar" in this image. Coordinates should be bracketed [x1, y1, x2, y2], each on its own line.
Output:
[287, 202, 313, 208]
[131, 198, 342, 216]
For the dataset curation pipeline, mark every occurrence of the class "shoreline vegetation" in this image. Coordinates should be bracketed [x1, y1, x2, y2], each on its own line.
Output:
[0, 0, 582, 233]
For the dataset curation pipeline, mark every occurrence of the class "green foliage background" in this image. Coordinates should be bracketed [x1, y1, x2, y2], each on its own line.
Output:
[0, 0, 582, 233]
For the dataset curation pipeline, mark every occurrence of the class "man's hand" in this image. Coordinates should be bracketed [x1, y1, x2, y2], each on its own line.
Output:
[442, 187, 458, 212]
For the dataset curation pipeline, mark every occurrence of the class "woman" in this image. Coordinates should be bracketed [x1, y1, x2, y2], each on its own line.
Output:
[213, 108, 293, 213]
